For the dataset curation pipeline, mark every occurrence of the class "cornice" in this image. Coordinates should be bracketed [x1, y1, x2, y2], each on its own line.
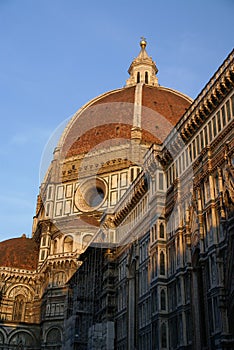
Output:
[113, 173, 148, 226]
[0, 266, 36, 275]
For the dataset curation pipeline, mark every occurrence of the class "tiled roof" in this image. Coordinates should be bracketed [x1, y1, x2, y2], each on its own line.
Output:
[0, 235, 39, 270]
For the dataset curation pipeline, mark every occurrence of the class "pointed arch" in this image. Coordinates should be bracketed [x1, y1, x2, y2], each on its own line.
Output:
[160, 251, 165, 275]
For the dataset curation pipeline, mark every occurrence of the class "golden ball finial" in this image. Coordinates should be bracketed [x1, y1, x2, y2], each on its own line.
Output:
[140, 36, 147, 49]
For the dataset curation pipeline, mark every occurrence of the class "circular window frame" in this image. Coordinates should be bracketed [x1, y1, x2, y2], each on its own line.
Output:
[74, 177, 108, 213]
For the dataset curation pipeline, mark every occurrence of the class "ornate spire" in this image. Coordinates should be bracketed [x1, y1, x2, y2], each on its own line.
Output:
[126, 38, 159, 87]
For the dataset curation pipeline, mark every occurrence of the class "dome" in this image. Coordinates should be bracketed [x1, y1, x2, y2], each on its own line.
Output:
[0, 235, 39, 270]
[59, 84, 191, 159]
[57, 40, 192, 160]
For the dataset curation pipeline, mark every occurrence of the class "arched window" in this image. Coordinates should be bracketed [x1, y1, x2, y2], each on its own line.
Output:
[161, 323, 167, 348]
[54, 240, 58, 254]
[161, 289, 166, 310]
[137, 72, 140, 83]
[145, 71, 149, 84]
[46, 328, 62, 346]
[152, 252, 157, 278]
[13, 295, 26, 322]
[159, 223, 165, 238]
[9, 332, 34, 347]
[64, 236, 73, 253]
[160, 251, 165, 275]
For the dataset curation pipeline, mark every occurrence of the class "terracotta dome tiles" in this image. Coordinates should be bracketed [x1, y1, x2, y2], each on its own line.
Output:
[0, 236, 39, 270]
[61, 84, 191, 158]
[142, 85, 191, 125]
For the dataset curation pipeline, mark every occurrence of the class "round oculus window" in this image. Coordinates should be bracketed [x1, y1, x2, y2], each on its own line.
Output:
[74, 177, 107, 212]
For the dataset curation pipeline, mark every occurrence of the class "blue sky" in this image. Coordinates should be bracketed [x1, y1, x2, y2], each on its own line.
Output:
[0, 0, 233, 241]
